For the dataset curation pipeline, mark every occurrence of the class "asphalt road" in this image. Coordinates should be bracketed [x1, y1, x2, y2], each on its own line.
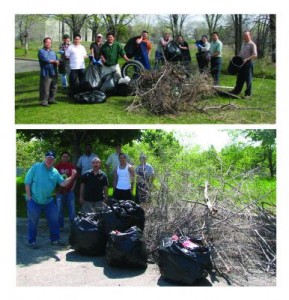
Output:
[15, 58, 39, 73]
[16, 218, 227, 287]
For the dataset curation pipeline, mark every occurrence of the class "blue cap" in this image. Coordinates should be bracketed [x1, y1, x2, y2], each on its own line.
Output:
[45, 151, 55, 158]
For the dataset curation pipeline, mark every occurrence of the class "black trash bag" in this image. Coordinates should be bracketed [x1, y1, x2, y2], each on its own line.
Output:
[58, 59, 70, 74]
[115, 200, 145, 231]
[73, 90, 107, 104]
[69, 212, 107, 256]
[158, 235, 212, 285]
[115, 82, 135, 96]
[99, 72, 118, 96]
[99, 200, 145, 237]
[124, 36, 140, 59]
[164, 41, 182, 62]
[106, 226, 147, 268]
[228, 56, 244, 75]
[80, 64, 102, 91]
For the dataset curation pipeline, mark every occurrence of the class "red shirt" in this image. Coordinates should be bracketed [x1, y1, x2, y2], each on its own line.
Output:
[55, 161, 76, 193]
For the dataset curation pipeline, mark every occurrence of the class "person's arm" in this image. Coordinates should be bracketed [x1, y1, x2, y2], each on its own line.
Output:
[113, 169, 118, 190]
[60, 169, 77, 187]
[129, 166, 135, 193]
[122, 54, 130, 62]
[25, 184, 32, 201]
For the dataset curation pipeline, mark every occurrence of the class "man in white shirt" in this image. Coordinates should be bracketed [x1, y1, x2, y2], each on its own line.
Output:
[65, 34, 88, 96]
[77, 144, 98, 175]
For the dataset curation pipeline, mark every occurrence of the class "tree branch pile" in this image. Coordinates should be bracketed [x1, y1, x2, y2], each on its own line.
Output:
[126, 63, 216, 115]
[143, 169, 276, 286]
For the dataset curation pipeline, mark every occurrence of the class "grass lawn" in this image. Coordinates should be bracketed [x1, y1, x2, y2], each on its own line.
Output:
[15, 42, 276, 124]
[15, 71, 276, 124]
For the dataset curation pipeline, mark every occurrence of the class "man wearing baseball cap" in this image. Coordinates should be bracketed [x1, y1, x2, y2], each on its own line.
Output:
[90, 33, 103, 63]
[24, 151, 77, 249]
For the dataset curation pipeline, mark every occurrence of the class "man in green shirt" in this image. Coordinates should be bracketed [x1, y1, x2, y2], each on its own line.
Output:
[24, 151, 77, 249]
[210, 32, 223, 85]
[100, 32, 129, 80]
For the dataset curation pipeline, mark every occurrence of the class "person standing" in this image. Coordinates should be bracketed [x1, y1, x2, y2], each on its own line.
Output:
[135, 30, 152, 70]
[105, 144, 131, 177]
[79, 158, 109, 213]
[177, 35, 191, 64]
[38, 37, 59, 107]
[195, 35, 210, 73]
[154, 33, 172, 69]
[113, 153, 134, 201]
[77, 144, 98, 176]
[58, 34, 71, 88]
[90, 33, 103, 62]
[100, 32, 130, 81]
[65, 34, 88, 95]
[24, 151, 77, 249]
[230, 31, 258, 98]
[54, 151, 77, 229]
[135, 154, 155, 204]
[210, 32, 223, 85]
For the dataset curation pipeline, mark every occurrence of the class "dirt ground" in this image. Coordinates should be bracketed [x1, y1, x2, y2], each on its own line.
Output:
[16, 218, 275, 287]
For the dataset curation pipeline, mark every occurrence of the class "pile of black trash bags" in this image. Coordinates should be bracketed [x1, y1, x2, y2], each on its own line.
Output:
[69, 200, 213, 283]
[73, 65, 134, 104]
[69, 200, 147, 268]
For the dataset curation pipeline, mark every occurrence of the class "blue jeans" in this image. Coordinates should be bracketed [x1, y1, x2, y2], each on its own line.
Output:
[56, 191, 75, 228]
[210, 57, 222, 85]
[61, 74, 68, 87]
[27, 199, 59, 244]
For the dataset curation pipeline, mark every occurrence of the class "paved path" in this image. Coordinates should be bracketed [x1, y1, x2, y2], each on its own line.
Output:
[16, 218, 227, 287]
[15, 58, 39, 73]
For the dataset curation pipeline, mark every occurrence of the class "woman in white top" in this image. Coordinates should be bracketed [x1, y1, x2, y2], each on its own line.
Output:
[113, 153, 134, 201]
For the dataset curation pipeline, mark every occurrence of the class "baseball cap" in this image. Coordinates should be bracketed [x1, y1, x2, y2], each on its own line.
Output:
[45, 151, 55, 158]
[96, 33, 103, 38]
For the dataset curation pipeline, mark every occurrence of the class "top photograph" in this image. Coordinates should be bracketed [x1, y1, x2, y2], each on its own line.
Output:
[15, 14, 276, 124]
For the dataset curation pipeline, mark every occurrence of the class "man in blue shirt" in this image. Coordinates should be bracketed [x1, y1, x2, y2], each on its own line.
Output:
[24, 151, 77, 249]
[38, 37, 59, 106]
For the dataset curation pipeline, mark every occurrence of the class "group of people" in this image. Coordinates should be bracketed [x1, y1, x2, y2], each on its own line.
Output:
[24, 144, 154, 249]
[37, 30, 257, 106]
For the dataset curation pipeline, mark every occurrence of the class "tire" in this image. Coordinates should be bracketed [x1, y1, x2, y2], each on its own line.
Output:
[121, 60, 145, 80]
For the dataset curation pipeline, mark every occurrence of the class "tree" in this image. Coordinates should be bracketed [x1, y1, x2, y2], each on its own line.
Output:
[205, 14, 223, 35]
[101, 14, 136, 41]
[15, 14, 47, 54]
[269, 14, 276, 63]
[244, 129, 276, 178]
[231, 14, 243, 55]
[168, 14, 189, 38]
[56, 14, 90, 36]
[86, 15, 103, 41]
[253, 14, 270, 58]
[140, 129, 182, 159]
[17, 129, 142, 165]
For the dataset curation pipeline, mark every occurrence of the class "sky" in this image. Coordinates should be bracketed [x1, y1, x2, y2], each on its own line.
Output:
[171, 128, 232, 150]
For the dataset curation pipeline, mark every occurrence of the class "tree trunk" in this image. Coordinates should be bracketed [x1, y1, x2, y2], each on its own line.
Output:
[269, 14, 276, 63]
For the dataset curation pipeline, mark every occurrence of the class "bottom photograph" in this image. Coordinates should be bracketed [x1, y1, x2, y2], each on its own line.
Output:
[16, 128, 276, 287]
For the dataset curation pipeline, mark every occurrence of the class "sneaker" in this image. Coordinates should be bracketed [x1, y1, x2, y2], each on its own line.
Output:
[51, 240, 65, 246]
[40, 101, 49, 107]
[29, 242, 39, 249]
[242, 95, 251, 99]
[229, 90, 239, 95]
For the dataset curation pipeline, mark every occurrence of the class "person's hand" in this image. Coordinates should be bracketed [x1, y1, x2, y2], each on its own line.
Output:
[71, 169, 77, 176]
